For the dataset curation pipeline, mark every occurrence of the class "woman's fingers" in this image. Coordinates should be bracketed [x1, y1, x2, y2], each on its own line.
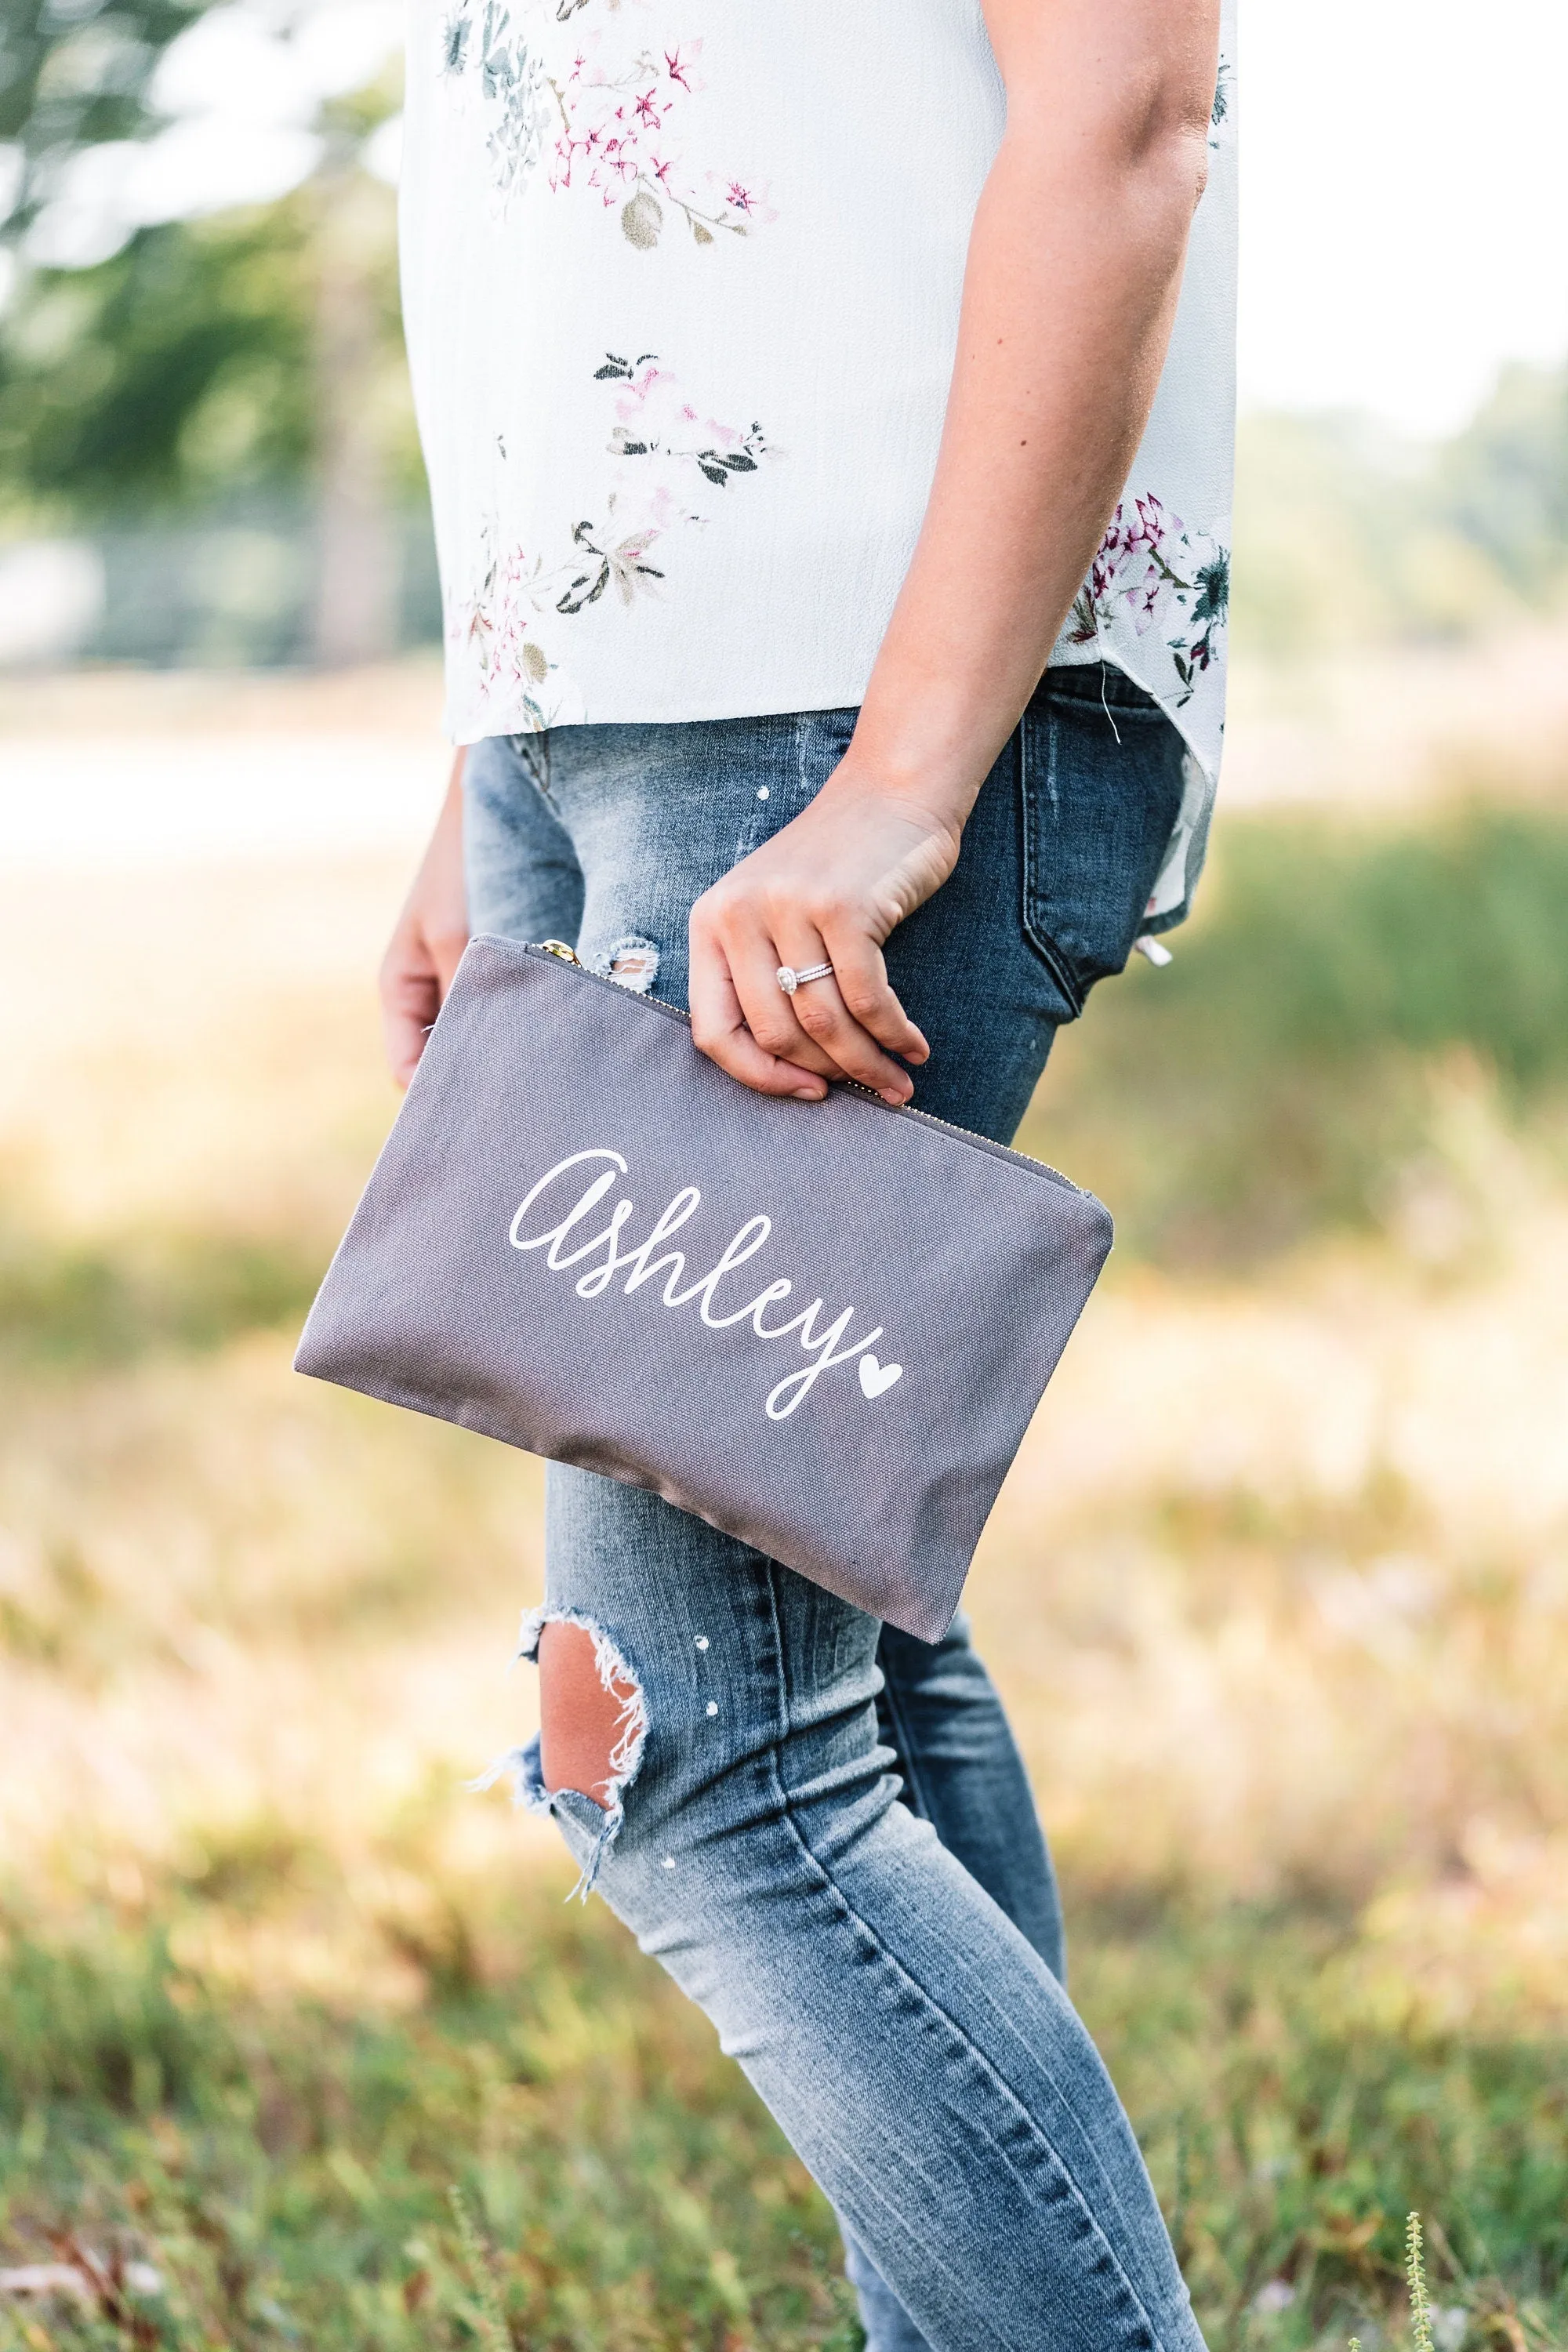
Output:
[379, 757, 470, 1087]
[722, 934, 849, 1080]
[809, 925, 929, 1065]
[772, 967, 913, 1102]
[692, 899, 843, 1083]
[726, 927, 914, 1105]
[379, 917, 443, 1089]
[688, 920, 829, 1100]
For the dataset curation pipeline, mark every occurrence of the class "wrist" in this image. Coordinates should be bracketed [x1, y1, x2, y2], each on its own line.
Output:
[817, 747, 967, 867]
[841, 655, 1021, 839]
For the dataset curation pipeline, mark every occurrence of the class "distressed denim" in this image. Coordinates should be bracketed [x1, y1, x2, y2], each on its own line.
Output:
[464, 667, 1204, 2352]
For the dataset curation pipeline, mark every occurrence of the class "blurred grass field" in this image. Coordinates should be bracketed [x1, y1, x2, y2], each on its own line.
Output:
[2, 681, 1568, 2352]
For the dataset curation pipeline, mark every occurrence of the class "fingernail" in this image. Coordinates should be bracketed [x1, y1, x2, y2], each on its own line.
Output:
[792, 1085, 826, 1101]
[880, 1086, 912, 1108]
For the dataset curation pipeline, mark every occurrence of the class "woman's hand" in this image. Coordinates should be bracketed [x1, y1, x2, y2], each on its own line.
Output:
[688, 766, 960, 1104]
[380, 755, 470, 1087]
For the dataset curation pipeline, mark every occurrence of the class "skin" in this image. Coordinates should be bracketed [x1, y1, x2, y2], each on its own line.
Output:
[381, 0, 1220, 1100]
[379, 0, 1220, 1788]
[536, 1621, 642, 1808]
[379, 744, 469, 1090]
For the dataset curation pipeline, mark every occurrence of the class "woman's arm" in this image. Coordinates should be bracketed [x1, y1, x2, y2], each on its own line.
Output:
[380, 750, 470, 1086]
[688, 0, 1219, 1105]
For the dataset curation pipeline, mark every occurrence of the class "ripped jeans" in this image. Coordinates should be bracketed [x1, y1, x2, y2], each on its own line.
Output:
[463, 669, 1207, 2352]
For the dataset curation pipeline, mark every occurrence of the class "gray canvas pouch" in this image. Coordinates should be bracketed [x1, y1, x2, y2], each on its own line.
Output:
[295, 937, 1112, 1642]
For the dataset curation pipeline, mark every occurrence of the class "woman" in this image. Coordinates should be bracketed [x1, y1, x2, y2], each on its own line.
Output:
[382, 0, 1235, 2339]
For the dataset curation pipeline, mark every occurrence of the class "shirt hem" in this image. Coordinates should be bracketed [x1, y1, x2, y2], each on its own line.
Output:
[447, 647, 1222, 787]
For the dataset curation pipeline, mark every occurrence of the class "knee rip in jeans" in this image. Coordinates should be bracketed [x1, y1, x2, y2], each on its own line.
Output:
[590, 934, 661, 995]
[473, 1606, 647, 1899]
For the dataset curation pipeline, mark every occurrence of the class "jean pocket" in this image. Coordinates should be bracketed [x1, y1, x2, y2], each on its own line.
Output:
[1018, 666, 1189, 1015]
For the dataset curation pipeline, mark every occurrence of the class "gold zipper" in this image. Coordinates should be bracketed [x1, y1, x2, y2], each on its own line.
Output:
[519, 939, 1087, 1192]
[538, 938, 691, 1022]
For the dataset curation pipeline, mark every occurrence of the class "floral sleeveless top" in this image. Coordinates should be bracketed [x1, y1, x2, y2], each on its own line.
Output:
[401, 0, 1237, 927]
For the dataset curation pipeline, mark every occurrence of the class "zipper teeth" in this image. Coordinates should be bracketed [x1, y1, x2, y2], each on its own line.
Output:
[516, 939, 1087, 1193]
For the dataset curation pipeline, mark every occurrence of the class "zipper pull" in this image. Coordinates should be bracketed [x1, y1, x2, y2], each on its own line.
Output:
[537, 939, 583, 964]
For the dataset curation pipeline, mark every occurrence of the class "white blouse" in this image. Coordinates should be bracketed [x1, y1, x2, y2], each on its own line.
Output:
[401, 0, 1237, 927]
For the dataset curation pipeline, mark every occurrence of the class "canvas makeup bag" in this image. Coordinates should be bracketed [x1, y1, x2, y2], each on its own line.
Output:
[295, 936, 1112, 1642]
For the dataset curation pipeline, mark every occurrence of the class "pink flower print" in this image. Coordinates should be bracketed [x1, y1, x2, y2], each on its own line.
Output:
[614, 363, 673, 423]
[702, 168, 777, 227]
[1065, 488, 1229, 704]
[1128, 494, 1167, 549]
[1125, 578, 1167, 634]
[638, 486, 680, 535]
[1075, 492, 1190, 636]
[606, 527, 665, 601]
[453, 358, 775, 723]
[444, 6, 760, 246]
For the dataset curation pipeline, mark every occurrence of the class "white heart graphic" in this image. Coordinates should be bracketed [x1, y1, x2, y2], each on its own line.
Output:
[858, 1354, 904, 1400]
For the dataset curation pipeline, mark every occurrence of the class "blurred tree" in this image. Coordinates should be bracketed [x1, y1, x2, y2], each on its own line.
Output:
[0, 210, 312, 513]
[0, 0, 417, 663]
[1437, 361, 1568, 606]
[1233, 369, 1568, 660]
[301, 108, 414, 665]
[0, 0, 206, 244]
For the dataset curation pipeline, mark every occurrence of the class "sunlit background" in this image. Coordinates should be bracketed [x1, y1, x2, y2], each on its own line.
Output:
[2, 3, 1567, 2348]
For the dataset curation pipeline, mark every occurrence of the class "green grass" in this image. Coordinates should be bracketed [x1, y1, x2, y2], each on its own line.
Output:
[2, 1882, 1564, 2351]
[1019, 800, 1568, 1265]
[1091, 1907, 1568, 2348]
[0, 1878, 857, 2352]
[0, 1214, 321, 1373]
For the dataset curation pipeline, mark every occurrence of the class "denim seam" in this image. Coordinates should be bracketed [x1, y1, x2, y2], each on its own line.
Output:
[758, 1570, 1167, 2352]
[510, 729, 555, 805]
[1017, 726, 1087, 1018]
[1044, 662, 1165, 718]
[1047, 691, 1168, 721]
[876, 1669, 938, 1827]
[755, 1573, 1002, 2349]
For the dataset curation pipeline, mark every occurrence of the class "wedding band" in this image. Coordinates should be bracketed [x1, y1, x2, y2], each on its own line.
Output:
[776, 961, 834, 996]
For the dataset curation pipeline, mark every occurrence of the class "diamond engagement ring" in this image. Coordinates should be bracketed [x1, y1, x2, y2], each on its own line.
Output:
[776, 961, 834, 996]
